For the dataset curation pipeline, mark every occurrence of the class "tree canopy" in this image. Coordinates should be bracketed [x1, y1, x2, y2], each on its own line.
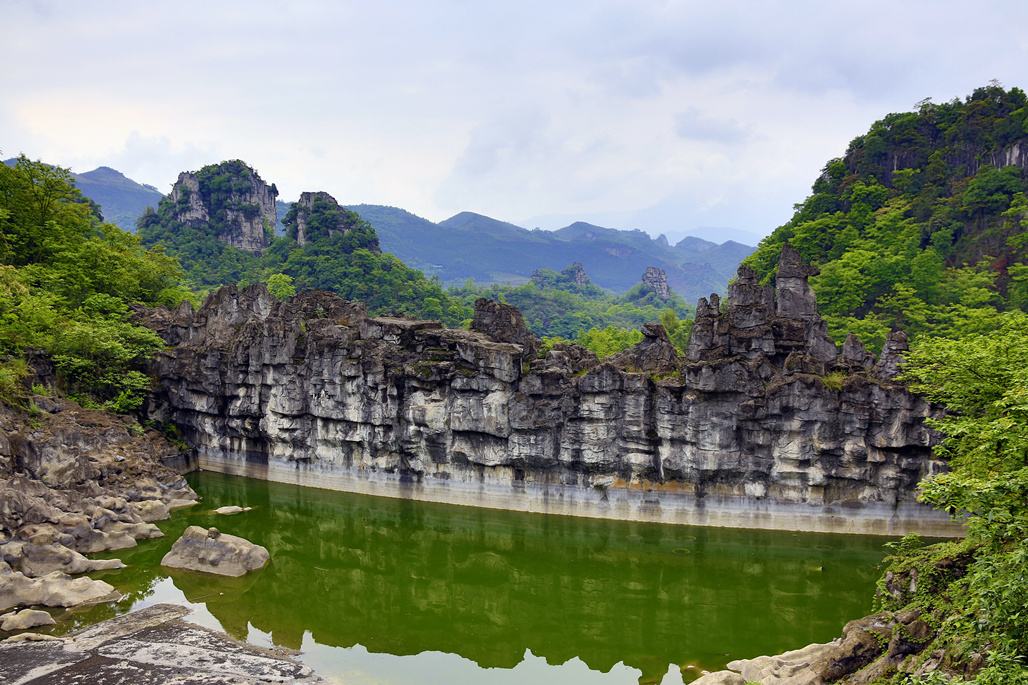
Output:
[744, 84, 1028, 349]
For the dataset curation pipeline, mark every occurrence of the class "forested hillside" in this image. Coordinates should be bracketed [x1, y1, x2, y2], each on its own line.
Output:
[137, 161, 695, 345]
[742, 85, 1028, 684]
[745, 84, 1028, 349]
[0, 156, 191, 410]
[3, 158, 163, 233]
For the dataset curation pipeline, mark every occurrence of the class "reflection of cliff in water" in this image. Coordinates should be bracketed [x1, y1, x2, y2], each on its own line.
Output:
[158, 472, 887, 680]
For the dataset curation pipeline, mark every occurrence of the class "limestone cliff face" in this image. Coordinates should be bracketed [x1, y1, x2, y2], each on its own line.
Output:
[166, 161, 277, 253]
[143, 248, 958, 535]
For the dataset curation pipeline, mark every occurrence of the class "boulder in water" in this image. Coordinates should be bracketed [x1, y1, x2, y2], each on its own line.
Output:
[161, 526, 269, 577]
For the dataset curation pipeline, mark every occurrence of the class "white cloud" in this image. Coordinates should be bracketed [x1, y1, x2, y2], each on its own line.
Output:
[3, 0, 1027, 240]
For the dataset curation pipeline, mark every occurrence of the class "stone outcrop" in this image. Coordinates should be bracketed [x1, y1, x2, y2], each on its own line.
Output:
[166, 161, 277, 253]
[285, 191, 378, 250]
[530, 262, 593, 289]
[0, 400, 198, 615]
[161, 526, 269, 577]
[642, 266, 672, 300]
[0, 604, 322, 683]
[565, 261, 590, 286]
[470, 298, 539, 357]
[142, 246, 957, 535]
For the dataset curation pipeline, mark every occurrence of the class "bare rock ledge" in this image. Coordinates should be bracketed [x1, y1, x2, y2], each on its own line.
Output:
[0, 603, 321, 684]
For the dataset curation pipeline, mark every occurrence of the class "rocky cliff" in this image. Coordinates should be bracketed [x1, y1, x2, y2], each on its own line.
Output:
[165, 160, 277, 253]
[142, 246, 958, 535]
[284, 191, 379, 250]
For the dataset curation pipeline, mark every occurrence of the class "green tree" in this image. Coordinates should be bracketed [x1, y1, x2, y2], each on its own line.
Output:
[889, 313, 1028, 682]
[266, 273, 296, 300]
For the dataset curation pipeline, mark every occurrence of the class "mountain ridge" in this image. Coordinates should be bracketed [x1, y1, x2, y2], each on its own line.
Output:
[3, 156, 752, 299]
[349, 204, 753, 299]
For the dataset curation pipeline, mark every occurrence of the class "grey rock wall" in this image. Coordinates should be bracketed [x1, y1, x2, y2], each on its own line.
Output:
[142, 247, 960, 535]
[166, 164, 277, 253]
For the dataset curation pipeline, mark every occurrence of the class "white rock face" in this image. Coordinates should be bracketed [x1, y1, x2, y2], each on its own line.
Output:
[161, 526, 269, 577]
[0, 608, 56, 631]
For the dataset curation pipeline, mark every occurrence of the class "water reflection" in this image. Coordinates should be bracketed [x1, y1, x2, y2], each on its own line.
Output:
[66, 472, 888, 684]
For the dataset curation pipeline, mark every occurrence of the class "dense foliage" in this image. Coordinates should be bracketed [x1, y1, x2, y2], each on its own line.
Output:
[258, 235, 468, 323]
[139, 162, 468, 325]
[877, 312, 1028, 683]
[0, 156, 191, 410]
[451, 263, 693, 349]
[745, 84, 1028, 349]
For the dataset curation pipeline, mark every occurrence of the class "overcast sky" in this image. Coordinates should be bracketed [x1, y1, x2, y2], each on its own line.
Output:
[3, 1, 1026, 243]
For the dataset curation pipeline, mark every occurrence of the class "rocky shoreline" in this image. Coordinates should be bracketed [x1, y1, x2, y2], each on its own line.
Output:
[0, 399, 197, 618]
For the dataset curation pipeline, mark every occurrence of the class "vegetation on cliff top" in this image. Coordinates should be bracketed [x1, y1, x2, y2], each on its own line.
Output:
[138, 161, 469, 325]
[740, 84, 1028, 683]
[140, 161, 695, 350]
[744, 83, 1028, 350]
[451, 262, 693, 354]
[0, 155, 191, 411]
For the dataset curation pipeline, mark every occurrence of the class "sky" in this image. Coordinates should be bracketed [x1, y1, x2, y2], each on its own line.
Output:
[3, 1, 1027, 244]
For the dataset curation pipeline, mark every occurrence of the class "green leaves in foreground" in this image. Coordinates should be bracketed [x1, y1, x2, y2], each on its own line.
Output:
[883, 311, 1028, 682]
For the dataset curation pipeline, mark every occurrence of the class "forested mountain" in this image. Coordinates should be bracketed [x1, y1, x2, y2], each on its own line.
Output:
[137, 161, 469, 324]
[2, 155, 750, 301]
[744, 83, 1028, 348]
[349, 204, 752, 299]
[2, 159, 162, 233]
[134, 160, 693, 342]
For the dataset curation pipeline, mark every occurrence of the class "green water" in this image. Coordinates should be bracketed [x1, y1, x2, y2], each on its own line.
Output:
[58, 472, 891, 684]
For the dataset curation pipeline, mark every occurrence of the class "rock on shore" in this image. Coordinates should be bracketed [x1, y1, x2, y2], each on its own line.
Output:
[0, 603, 322, 683]
[161, 526, 269, 577]
[694, 609, 942, 684]
[0, 608, 55, 632]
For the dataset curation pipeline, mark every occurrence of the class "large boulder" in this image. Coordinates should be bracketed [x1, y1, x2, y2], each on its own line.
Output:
[161, 526, 269, 577]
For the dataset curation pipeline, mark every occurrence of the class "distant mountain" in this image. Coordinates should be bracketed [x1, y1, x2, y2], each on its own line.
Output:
[2, 157, 752, 299]
[2, 159, 161, 233]
[350, 205, 754, 300]
[71, 166, 163, 233]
